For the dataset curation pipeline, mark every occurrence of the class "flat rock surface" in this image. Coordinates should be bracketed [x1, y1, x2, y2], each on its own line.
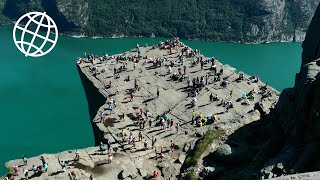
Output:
[5, 40, 279, 179]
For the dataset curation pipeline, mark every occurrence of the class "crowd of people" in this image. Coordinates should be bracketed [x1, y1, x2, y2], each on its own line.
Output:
[4, 38, 275, 180]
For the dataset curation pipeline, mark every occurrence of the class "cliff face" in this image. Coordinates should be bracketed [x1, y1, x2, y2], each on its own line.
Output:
[0, 0, 319, 43]
[202, 3, 320, 179]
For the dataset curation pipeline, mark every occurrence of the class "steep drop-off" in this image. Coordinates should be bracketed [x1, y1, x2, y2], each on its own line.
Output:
[202, 3, 320, 179]
[0, 0, 319, 43]
[77, 65, 106, 146]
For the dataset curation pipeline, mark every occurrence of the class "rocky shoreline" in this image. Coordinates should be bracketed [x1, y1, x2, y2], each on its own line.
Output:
[4, 39, 279, 179]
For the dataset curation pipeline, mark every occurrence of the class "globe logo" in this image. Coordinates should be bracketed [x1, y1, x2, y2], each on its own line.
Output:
[13, 12, 58, 57]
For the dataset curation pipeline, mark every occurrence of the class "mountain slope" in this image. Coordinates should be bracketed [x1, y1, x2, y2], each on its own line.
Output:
[0, 0, 319, 43]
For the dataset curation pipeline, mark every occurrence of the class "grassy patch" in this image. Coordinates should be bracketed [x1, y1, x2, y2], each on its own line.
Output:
[183, 170, 196, 180]
[0, 167, 14, 179]
[184, 129, 224, 168]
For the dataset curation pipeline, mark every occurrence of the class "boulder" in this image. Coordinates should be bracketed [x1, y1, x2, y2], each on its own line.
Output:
[175, 154, 186, 164]
[183, 143, 190, 152]
[215, 144, 232, 157]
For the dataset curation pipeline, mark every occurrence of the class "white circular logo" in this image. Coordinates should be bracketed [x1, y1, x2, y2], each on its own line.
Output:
[13, 12, 58, 57]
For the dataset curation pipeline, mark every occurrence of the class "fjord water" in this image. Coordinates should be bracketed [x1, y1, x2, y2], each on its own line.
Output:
[0, 25, 301, 174]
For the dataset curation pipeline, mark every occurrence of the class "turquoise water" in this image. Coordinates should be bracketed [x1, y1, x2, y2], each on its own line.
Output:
[0, 25, 301, 174]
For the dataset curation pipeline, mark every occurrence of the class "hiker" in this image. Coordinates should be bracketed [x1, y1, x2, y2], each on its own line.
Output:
[134, 62, 137, 69]
[116, 86, 120, 94]
[139, 119, 143, 129]
[121, 112, 125, 121]
[142, 119, 146, 129]
[160, 153, 165, 162]
[210, 93, 213, 102]
[134, 79, 138, 90]
[132, 137, 136, 147]
[107, 154, 113, 163]
[74, 150, 80, 161]
[176, 123, 180, 134]
[192, 110, 196, 121]
[160, 117, 165, 129]
[200, 60, 204, 70]
[144, 139, 148, 150]
[60, 160, 67, 172]
[153, 170, 159, 178]
[157, 88, 160, 97]
[140, 108, 143, 116]
[99, 111, 106, 122]
[68, 171, 77, 180]
[13, 165, 19, 176]
[130, 91, 134, 102]
[183, 65, 187, 74]
[152, 137, 157, 148]
[191, 97, 197, 107]
[161, 145, 165, 153]
[107, 139, 111, 151]
[170, 140, 175, 152]
[170, 119, 174, 128]
[129, 132, 133, 144]
[24, 169, 29, 180]
[22, 155, 28, 165]
[43, 162, 48, 172]
[187, 77, 191, 87]
[139, 132, 143, 141]
[100, 142, 106, 152]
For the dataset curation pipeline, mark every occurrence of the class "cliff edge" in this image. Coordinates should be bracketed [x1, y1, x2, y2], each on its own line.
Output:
[199, 3, 320, 179]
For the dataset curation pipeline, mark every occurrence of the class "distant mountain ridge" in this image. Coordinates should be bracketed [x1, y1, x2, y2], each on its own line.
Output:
[0, 0, 319, 43]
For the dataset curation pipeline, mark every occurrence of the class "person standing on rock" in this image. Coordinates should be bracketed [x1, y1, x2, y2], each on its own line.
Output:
[192, 110, 196, 121]
[149, 119, 152, 128]
[161, 145, 165, 153]
[129, 132, 133, 144]
[142, 119, 146, 129]
[152, 137, 157, 149]
[59, 160, 67, 172]
[134, 62, 137, 70]
[100, 142, 105, 153]
[160, 153, 165, 162]
[132, 137, 136, 148]
[205, 74, 209, 85]
[130, 91, 134, 102]
[116, 86, 120, 94]
[210, 93, 213, 103]
[107, 139, 111, 152]
[157, 87, 160, 97]
[176, 123, 180, 134]
[23, 169, 29, 180]
[22, 155, 28, 165]
[107, 154, 113, 164]
[144, 139, 148, 150]
[170, 140, 175, 152]
[74, 150, 80, 161]
[160, 117, 165, 129]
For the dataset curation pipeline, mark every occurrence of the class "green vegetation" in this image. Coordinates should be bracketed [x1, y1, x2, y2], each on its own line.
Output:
[184, 129, 224, 168]
[0, 167, 14, 179]
[183, 170, 196, 180]
[0, 0, 318, 42]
